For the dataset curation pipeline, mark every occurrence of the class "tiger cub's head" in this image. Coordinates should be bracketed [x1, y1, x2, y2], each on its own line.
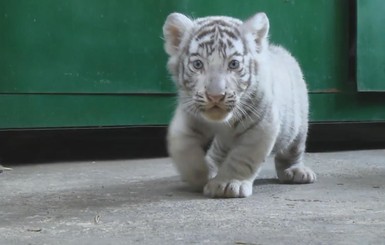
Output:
[163, 12, 269, 122]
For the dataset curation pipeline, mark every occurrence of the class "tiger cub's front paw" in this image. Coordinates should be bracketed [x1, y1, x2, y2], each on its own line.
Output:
[278, 166, 316, 184]
[203, 179, 253, 198]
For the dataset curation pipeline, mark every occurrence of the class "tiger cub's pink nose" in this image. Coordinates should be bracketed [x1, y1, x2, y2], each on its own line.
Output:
[206, 92, 226, 103]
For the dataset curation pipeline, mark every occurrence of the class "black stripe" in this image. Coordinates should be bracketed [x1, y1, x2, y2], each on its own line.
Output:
[196, 22, 217, 34]
[218, 39, 227, 58]
[242, 60, 253, 86]
[229, 51, 243, 57]
[226, 39, 234, 48]
[196, 28, 215, 40]
[179, 61, 184, 78]
[196, 19, 239, 35]
[204, 41, 215, 56]
[253, 60, 258, 74]
[241, 37, 248, 55]
[219, 28, 239, 40]
[189, 53, 202, 58]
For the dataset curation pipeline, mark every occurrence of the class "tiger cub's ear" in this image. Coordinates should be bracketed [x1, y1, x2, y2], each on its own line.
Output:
[242, 12, 270, 50]
[163, 13, 193, 56]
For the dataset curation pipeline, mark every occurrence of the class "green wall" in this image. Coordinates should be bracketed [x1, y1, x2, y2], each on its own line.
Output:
[0, 0, 384, 129]
[356, 0, 385, 91]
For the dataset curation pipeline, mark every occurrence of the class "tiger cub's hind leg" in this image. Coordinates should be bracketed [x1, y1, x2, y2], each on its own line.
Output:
[274, 134, 316, 184]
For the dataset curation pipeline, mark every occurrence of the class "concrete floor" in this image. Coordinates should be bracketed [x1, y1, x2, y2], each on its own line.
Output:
[1, 150, 385, 245]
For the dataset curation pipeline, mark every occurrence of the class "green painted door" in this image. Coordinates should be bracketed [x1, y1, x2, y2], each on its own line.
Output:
[0, 0, 384, 129]
[356, 0, 385, 91]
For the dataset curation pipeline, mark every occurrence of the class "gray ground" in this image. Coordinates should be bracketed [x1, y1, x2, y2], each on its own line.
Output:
[1, 150, 385, 245]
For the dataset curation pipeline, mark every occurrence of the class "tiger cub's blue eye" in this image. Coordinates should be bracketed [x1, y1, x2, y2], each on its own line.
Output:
[228, 60, 240, 69]
[192, 60, 204, 70]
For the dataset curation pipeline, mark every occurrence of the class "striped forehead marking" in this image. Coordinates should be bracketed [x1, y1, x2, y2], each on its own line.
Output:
[195, 19, 241, 41]
[188, 19, 246, 57]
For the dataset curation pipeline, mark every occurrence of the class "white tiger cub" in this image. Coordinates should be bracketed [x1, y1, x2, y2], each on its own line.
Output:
[163, 12, 316, 198]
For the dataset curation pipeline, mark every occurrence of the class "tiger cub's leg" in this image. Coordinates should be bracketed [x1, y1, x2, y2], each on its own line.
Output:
[204, 125, 278, 198]
[205, 137, 231, 179]
[275, 132, 316, 184]
[167, 110, 212, 191]
[168, 133, 210, 190]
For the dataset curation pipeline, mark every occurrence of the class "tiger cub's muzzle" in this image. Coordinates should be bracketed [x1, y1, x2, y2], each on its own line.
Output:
[198, 91, 236, 122]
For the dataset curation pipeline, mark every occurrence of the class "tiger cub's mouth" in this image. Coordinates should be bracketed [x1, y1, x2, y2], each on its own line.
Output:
[202, 105, 231, 122]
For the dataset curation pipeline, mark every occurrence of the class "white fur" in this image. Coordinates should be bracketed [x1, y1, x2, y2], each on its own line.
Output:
[164, 12, 316, 198]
